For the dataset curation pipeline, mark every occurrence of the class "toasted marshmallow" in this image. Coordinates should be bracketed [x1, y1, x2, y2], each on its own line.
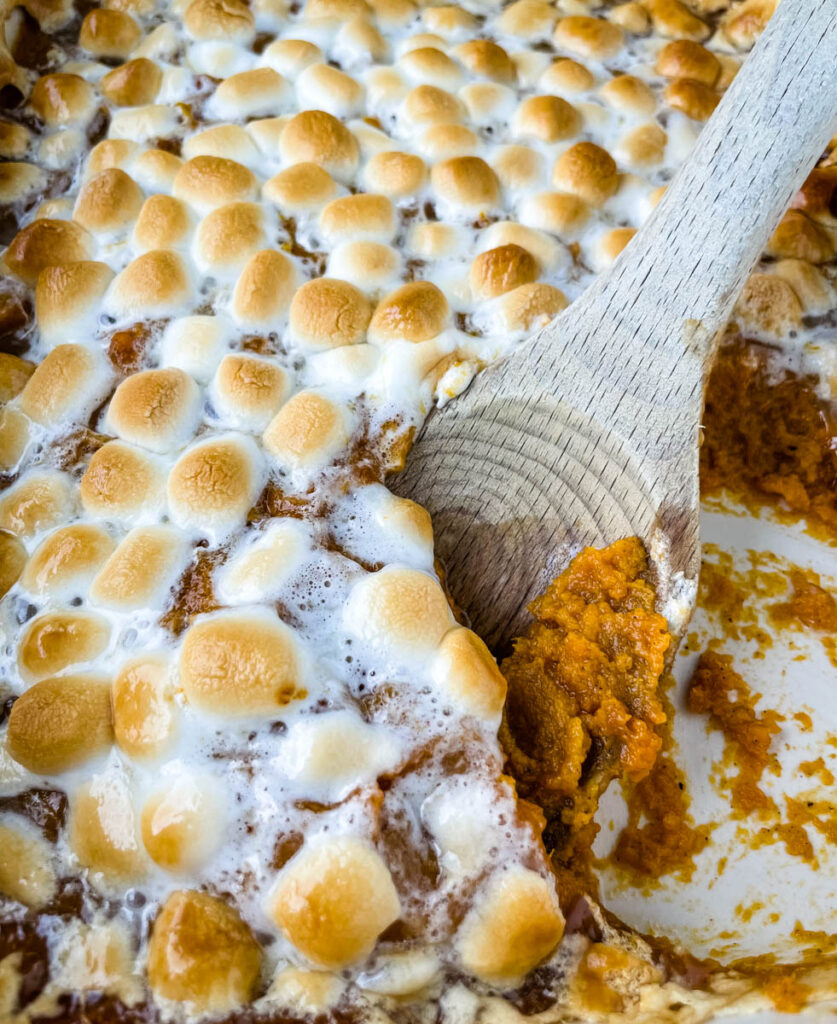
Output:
[644, 0, 709, 41]
[246, 116, 291, 158]
[112, 654, 176, 760]
[344, 565, 454, 660]
[183, 125, 261, 168]
[327, 242, 401, 295]
[768, 210, 834, 264]
[173, 156, 258, 215]
[6, 674, 113, 774]
[513, 94, 582, 143]
[232, 249, 298, 328]
[420, 5, 475, 38]
[210, 353, 290, 431]
[418, 123, 480, 160]
[184, 0, 256, 42]
[459, 82, 516, 126]
[498, 0, 556, 39]
[470, 244, 538, 299]
[0, 122, 30, 159]
[19, 344, 112, 428]
[35, 262, 113, 345]
[132, 148, 183, 193]
[610, 1, 650, 33]
[594, 226, 636, 269]
[279, 111, 360, 183]
[362, 152, 425, 200]
[19, 610, 111, 683]
[552, 141, 619, 207]
[296, 64, 364, 119]
[80, 441, 167, 524]
[106, 250, 194, 319]
[70, 770, 146, 882]
[141, 775, 221, 872]
[491, 144, 544, 191]
[263, 163, 337, 214]
[431, 627, 506, 719]
[431, 156, 500, 214]
[553, 15, 623, 58]
[0, 162, 44, 204]
[369, 281, 449, 344]
[519, 190, 590, 236]
[167, 433, 264, 535]
[456, 868, 564, 985]
[5, 219, 94, 286]
[30, 73, 97, 126]
[498, 282, 568, 331]
[0, 820, 56, 908]
[180, 608, 305, 715]
[79, 8, 141, 58]
[194, 202, 266, 277]
[21, 525, 116, 600]
[539, 57, 595, 94]
[0, 407, 31, 472]
[480, 221, 561, 273]
[147, 890, 262, 1012]
[403, 85, 464, 127]
[406, 222, 461, 260]
[159, 316, 230, 384]
[319, 194, 396, 246]
[0, 529, 26, 598]
[268, 837, 400, 968]
[216, 518, 309, 604]
[400, 47, 463, 90]
[734, 273, 803, 337]
[0, 471, 77, 538]
[664, 78, 719, 121]
[616, 122, 667, 168]
[261, 38, 323, 76]
[289, 278, 372, 350]
[133, 195, 193, 252]
[263, 390, 351, 470]
[453, 39, 516, 83]
[106, 368, 202, 454]
[600, 73, 656, 116]
[90, 525, 191, 610]
[101, 57, 163, 106]
[208, 67, 289, 121]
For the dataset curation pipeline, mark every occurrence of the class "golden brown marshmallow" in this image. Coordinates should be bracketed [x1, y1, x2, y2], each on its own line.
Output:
[90, 526, 191, 610]
[80, 441, 166, 522]
[513, 95, 582, 143]
[344, 565, 454, 657]
[141, 776, 219, 872]
[107, 250, 193, 318]
[211, 353, 290, 431]
[596, 226, 637, 268]
[107, 368, 202, 454]
[431, 156, 500, 212]
[183, 0, 255, 41]
[19, 610, 111, 683]
[0, 822, 56, 908]
[297, 64, 364, 118]
[767, 210, 834, 264]
[770, 259, 833, 312]
[147, 890, 262, 1012]
[113, 655, 175, 760]
[492, 145, 544, 191]
[0, 529, 26, 599]
[0, 471, 77, 538]
[431, 627, 506, 719]
[232, 249, 298, 328]
[655, 39, 720, 85]
[173, 156, 258, 215]
[369, 281, 449, 344]
[327, 241, 401, 293]
[21, 525, 116, 600]
[643, 0, 709, 40]
[498, 0, 556, 40]
[74, 168, 144, 236]
[499, 282, 568, 332]
[102, 58, 163, 106]
[180, 610, 304, 715]
[552, 142, 619, 207]
[319, 193, 396, 245]
[453, 39, 516, 84]
[167, 434, 264, 533]
[419, 123, 480, 160]
[133, 194, 192, 251]
[7, 674, 113, 774]
[470, 244, 539, 300]
[278, 110, 360, 182]
[262, 390, 351, 469]
[19, 343, 112, 428]
[616, 122, 667, 168]
[30, 73, 97, 126]
[183, 125, 261, 167]
[70, 774, 146, 882]
[86, 138, 140, 177]
[734, 273, 803, 337]
[600, 74, 656, 115]
[421, 5, 475, 36]
[289, 278, 372, 350]
[195, 202, 266, 276]
[609, 2, 650, 34]
[553, 16, 623, 59]
[0, 162, 46, 205]
[5, 219, 93, 286]
[363, 151, 426, 198]
[0, 407, 31, 472]
[209, 68, 289, 120]
[720, 0, 775, 50]
[480, 221, 560, 272]
[401, 47, 463, 90]
[268, 837, 400, 968]
[456, 868, 564, 984]
[79, 9, 141, 58]
[539, 58, 595, 93]
[664, 78, 719, 121]
[403, 85, 464, 126]
[262, 38, 323, 76]
[263, 163, 337, 214]
[35, 262, 113, 345]
[133, 148, 183, 193]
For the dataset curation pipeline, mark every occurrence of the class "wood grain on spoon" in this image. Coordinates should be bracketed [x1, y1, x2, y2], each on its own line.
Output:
[392, 0, 837, 652]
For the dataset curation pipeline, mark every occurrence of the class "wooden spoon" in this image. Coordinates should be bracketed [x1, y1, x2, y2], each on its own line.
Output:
[392, 0, 837, 651]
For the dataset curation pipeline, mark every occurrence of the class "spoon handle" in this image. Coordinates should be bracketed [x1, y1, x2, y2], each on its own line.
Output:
[535, 0, 837, 394]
